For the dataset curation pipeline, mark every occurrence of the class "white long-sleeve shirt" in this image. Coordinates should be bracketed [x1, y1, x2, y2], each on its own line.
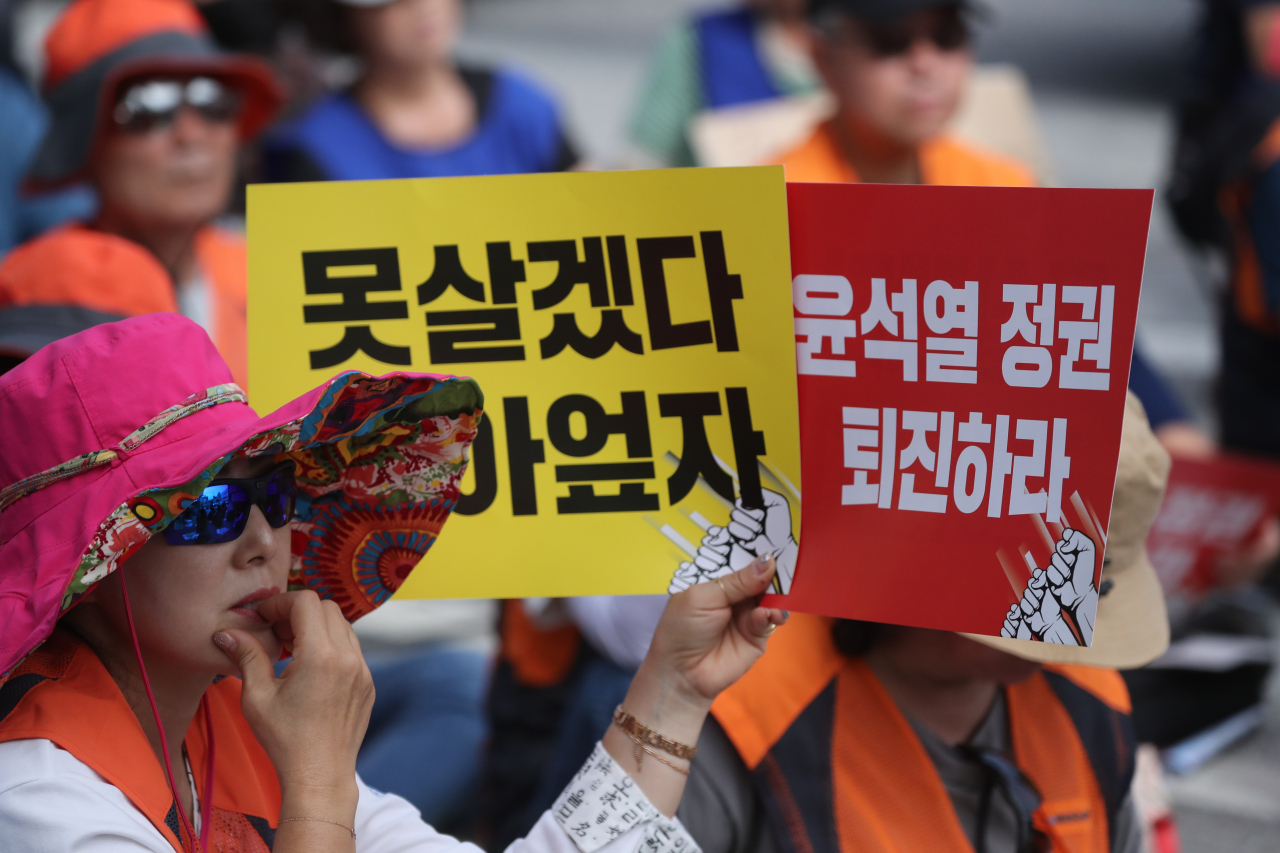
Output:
[0, 739, 695, 853]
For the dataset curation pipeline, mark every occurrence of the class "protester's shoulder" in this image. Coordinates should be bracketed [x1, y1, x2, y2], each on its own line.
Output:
[1043, 663, 1131, 714]
[0, 224, 160, 305]
[926, 135, 1037, 188]
[279, 91, 365, 140]
[485, 66, 566, 128]
[0, 739, 169, 850]
[775, 124, 853, 184]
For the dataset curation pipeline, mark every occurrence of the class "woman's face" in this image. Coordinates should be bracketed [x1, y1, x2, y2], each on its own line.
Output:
[74, 457, 292, 678]
[874, 625, 1041, 686]
[352, 0, 463, 70]
[817, 9, 972, 152]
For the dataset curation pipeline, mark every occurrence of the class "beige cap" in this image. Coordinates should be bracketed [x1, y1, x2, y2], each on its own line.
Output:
[964, 392, 1172, 669]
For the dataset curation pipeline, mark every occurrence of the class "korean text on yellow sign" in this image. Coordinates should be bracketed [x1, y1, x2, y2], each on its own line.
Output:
[248, 167, 800, 599]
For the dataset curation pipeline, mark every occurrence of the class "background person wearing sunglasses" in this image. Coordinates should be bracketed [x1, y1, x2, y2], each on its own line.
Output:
[778, 0, 1034, 187]
[0, 0, 284, 390]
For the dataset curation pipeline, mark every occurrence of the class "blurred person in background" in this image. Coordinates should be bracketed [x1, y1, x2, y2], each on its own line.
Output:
[0, 0, 283, 388]
[625, 0, 818, 168]
[782, 0, 1030, 186]
[1169, 0, 1280, 459]
[264, 0, 580, 182]
[676, 393, 1170, 853]
[0, 0, 95, 257]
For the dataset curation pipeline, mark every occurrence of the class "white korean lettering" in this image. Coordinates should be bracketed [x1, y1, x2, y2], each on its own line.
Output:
[1002, 346, 1052, 387]
[898, 410, 947, 513]
[923, 279, 978, 337]
[793, 274, 854, 317]
[926, 338, 977, 383]
[935, 411, 955, 489]
[862, 278, 918, 381]
[987, 415, 1013, 518]
[865, 339, 918, 381]
[1047, 418, 1071, 523]
[1008, 419, 1048, 516]
[842, 406, 880, 505]
[879, 407, 897, 509]
[1001, 284, 1056, 387]
[953, 412, 991, 514]
[861, 278, 917, 339]
[795, 318, 859, 377]
[1058, 285, 1114, 390]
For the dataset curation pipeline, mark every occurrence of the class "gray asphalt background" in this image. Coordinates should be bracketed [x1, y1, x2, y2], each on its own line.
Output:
[455, 1, 1280, 848]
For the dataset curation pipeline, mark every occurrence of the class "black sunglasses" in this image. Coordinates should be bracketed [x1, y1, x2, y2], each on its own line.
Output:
[858, 9, 970, 58]
[162, 461, 297, 546]
[112, 76, 242, 134]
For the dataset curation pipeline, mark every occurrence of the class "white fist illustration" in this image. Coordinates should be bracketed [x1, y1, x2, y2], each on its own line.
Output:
[726, 489, 799, 593]
[1047, 528, 1096, 609]
[1020, 568, 1062, 637]
[667, 488, 799, 594]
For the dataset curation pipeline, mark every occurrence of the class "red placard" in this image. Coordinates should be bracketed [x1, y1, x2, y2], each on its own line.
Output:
[765, 182, 1152, 646]
[1147, 454, 1280, 597]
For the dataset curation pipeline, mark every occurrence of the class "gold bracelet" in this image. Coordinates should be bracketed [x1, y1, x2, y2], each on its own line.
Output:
[612, 705, 697, 772]
[635, 743, 691, 775]
[279, 817, 357, 841]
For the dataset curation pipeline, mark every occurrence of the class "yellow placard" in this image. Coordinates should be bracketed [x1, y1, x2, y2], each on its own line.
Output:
[248, 167, 800, 599]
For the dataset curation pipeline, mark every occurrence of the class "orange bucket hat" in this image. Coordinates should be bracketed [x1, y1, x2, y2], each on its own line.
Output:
[28, 0, 284, 187]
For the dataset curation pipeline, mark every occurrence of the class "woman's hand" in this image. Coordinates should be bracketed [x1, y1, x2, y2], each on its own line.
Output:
[603, 556, 786, 815]
[214, 590, 372, 834]
[645, 555, 787, 707]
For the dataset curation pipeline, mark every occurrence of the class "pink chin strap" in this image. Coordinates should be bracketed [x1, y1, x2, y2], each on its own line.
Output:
[118, 567, 216, 852]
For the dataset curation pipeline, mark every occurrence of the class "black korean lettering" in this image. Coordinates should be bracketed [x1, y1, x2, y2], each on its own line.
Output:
[302, 248, 411, 368]
[658, 392, 734, 504]
[504, 397, 544, 516]
[548, 393, 658, 514]
[725, 387, 765, 509]
[638, 237, 714, 351]
[309, 327, 412, 369]
[606, 235, 634, 306]
[416, 245, 485, 304]
[700, 231, 742, 352]
[487, 241, 526, 305]
[426, 309, 526, 363]
[547, 393, 651, 457]
[529, 238, 609, 310]
[540, 310, 644, 359]
[455, 415, 496, 516]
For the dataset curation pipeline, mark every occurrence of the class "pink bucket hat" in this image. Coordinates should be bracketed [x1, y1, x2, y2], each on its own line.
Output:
[0, 314, 483, 683]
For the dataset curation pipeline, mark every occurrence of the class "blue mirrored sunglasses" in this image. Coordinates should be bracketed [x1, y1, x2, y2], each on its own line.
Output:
[162, 461, 297, 546]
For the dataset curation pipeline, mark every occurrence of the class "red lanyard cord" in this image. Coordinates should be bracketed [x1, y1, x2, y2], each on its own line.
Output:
[119, 567, 216, 852]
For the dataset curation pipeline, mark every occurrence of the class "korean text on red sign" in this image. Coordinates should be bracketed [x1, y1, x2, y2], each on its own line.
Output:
[767, 182, 1153, 644]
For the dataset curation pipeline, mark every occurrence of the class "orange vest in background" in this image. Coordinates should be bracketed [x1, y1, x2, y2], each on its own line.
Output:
[777, 122, 1036, 188]
[0, 629, 280, 852]
[712, 614, 1134, 853]
[0, 224, 250, 387]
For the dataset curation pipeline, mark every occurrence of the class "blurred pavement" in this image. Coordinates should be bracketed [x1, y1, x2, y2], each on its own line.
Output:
[459, 0, 1279, 849]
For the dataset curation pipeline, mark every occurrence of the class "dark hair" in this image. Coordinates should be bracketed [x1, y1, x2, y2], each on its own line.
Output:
[831, 618, 881, 657]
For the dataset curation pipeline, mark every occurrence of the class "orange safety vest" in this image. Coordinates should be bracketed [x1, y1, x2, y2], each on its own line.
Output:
[0, 629, 281, 852]
[0, 223, 250, 387]
[777, 121, 1036, 188]
[711, 614, 1135, 853]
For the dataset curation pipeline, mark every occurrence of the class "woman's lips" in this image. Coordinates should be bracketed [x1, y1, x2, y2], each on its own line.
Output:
[230, 587, 279, 625]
